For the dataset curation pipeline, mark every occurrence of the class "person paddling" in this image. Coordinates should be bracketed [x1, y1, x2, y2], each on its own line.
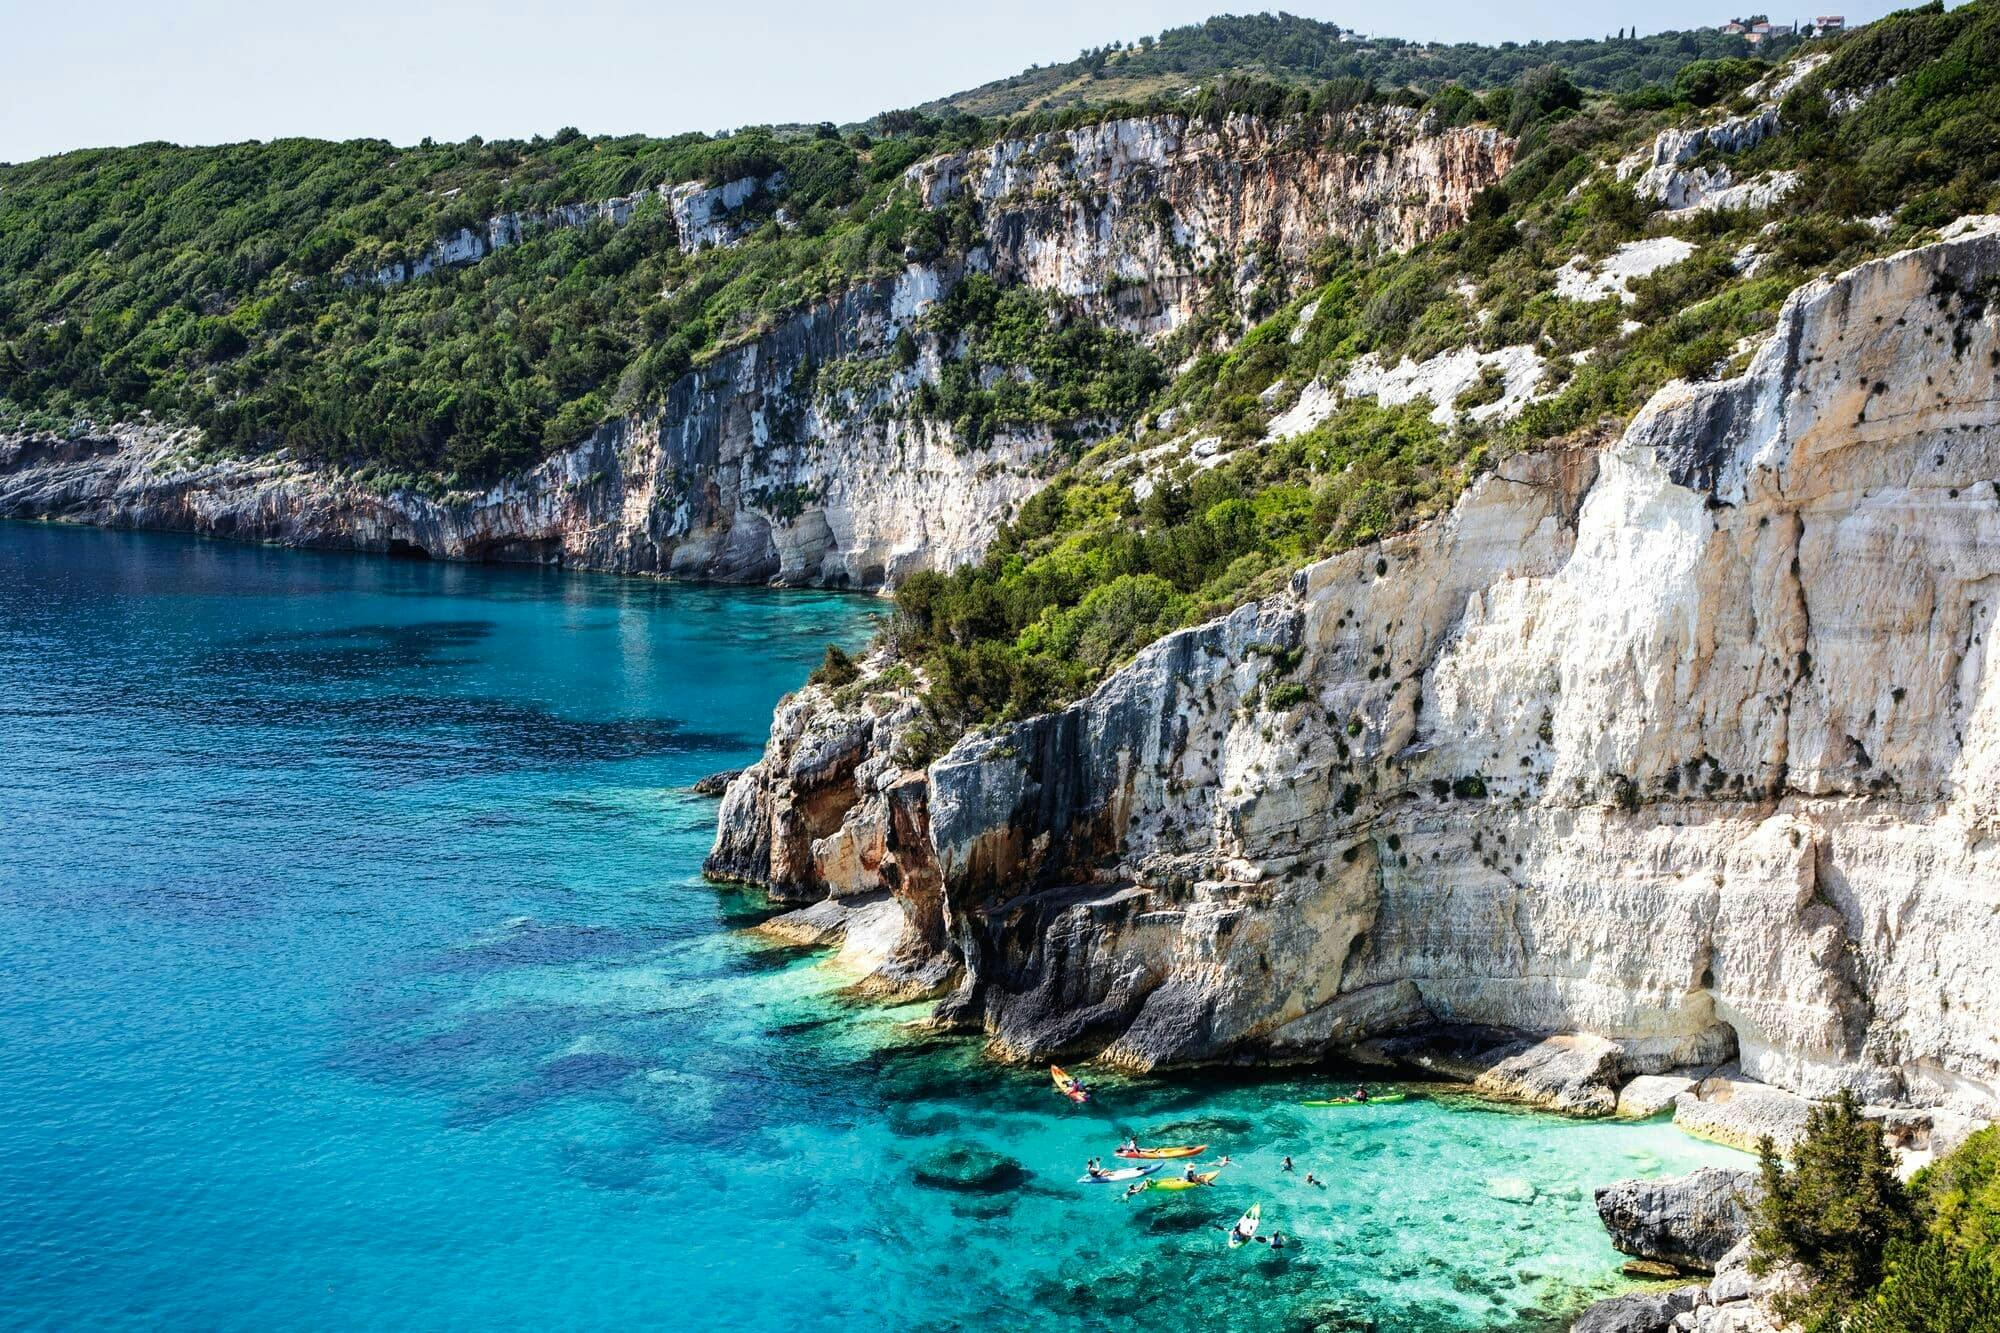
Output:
[1352, 1085, 1371, 1102]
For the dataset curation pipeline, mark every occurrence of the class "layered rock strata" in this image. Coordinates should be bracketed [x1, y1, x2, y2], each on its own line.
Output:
[911, 107, 1512, 336]
[712, 223, 2000, 1118]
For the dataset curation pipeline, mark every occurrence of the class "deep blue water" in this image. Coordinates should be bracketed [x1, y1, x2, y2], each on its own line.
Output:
[0, 523, 1743, 1331]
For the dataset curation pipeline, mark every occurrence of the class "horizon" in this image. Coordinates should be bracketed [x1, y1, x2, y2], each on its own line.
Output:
[1, 0, 1902, 164]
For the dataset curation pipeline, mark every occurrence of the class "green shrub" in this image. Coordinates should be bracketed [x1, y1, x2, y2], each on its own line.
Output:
[808, 644, 861, 688]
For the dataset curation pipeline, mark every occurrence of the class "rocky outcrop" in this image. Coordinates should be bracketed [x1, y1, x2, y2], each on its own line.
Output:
[1572, 1237, 1808, 1333]
[714, 222, 2000, 1116]
[343, 171, 780, 286]
[910, 108, 1512, 336]
[1596, 1168, 1763, 1274]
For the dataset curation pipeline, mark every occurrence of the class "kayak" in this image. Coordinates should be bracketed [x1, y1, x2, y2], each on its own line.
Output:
[1301, 1091, 1410, 1107]
[1077, 1163, 1162, 1184]
[1228, 1202, 1262, 1249]
[1051, 1065, 1090, 1103]
[1114, 1143, 1207, 1160]
[1151, 1170, 1221, 1191]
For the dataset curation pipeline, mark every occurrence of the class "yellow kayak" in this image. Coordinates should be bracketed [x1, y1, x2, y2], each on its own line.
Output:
[1051, 1064, 1090, 1103]
[1151, 1170, 1221, 1191]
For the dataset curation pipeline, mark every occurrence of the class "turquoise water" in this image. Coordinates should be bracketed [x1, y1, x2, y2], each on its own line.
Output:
[0, 523, 1745, 1331]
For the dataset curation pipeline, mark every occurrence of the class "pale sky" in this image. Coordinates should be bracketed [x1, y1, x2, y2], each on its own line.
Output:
[1, 0, 1899, 163]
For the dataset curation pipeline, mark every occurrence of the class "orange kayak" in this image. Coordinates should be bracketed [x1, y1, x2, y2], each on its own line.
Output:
[1050, 1065, 1090, 1103]
[1114, 1144, 1207, 1160]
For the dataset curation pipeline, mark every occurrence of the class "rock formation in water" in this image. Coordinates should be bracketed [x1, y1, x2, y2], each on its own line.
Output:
[1595, 1168, 1762, 1274]
[0, 109, 1506, 590]
[709, 222, 2000, 1123]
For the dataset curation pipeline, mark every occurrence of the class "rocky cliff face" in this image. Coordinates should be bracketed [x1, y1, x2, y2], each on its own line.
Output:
[911, 108, 1512, 336]
[1, 111, 1506, 589]
[711, 222, 2000, 1117]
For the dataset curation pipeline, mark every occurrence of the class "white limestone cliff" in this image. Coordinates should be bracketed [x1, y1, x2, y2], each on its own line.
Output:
[711, 223, 2000, 1118]
[909, 108, 1512, 337]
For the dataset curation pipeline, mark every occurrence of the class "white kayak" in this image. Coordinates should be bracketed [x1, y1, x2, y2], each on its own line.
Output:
[1228, 1202, 1262, 1248]
[1077, 1163, 1163, 1184]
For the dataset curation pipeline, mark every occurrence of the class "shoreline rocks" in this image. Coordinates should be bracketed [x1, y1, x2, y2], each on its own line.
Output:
[691, 769, 744, 797]
[1595, 1168, 1763, 1274]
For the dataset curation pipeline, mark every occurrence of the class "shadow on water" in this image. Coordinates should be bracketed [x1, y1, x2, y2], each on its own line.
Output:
[130, 689, 750, 773]
[225, 620, 498, 678]
[429, 919, 661, 975]
[447, 1051, 647, 1129]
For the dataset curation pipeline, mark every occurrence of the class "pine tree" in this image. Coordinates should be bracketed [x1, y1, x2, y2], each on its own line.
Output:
[1752, 1090, 1919, 1310]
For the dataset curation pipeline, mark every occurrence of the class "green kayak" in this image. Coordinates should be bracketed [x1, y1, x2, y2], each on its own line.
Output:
[1301, 1091, 1410, 1107]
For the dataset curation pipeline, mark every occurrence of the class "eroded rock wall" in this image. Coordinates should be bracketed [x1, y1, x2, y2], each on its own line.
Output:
[911, 108, 1513, 337]
[714, 224, 2000, 1114]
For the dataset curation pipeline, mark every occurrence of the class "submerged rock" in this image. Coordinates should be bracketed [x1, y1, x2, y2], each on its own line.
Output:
[910, 1144, 1028, 1194]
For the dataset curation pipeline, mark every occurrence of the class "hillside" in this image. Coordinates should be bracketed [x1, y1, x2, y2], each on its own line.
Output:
[3, 13, 1814, 493]
[929, 12, 1806, 117]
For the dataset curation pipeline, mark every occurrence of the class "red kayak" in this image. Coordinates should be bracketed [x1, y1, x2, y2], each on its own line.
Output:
[1051, 1065, 1090, 1103]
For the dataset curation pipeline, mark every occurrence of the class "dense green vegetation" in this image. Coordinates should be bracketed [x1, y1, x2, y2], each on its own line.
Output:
[1751, 1092, 2000, 1332]
[874, 2, 2000, 739]
[0, 10, 1820, 492]
[0, 121, 1005, 485]
[933, 13, 1807, 117]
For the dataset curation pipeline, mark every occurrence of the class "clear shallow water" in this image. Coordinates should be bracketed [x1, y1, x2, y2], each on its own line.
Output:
[0, 523, 1746, 1331]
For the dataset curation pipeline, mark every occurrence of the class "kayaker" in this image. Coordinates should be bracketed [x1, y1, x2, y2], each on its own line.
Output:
[1120, 1137, 1138, 1153]
[1353, 1085, 1371, 1102]
[1182, 1164, 1199, 1182]
[1281, 1155, 1295, 1173]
